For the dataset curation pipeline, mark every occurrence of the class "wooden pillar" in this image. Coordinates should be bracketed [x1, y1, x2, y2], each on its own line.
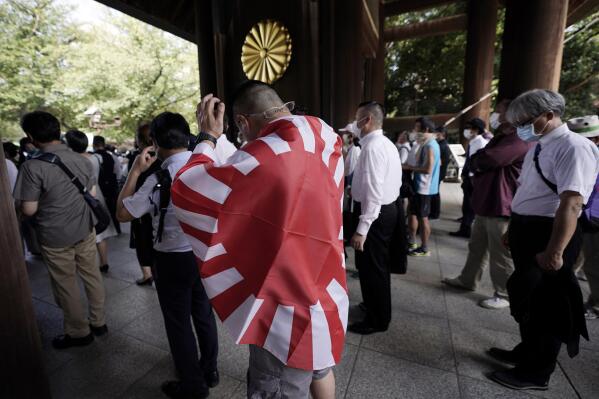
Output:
[195, 0, 218, 96]
[370, 0, 385, 104]
[497, 0, 568, 101]
[461, 0, 498, 133]
[0, 152, 51, 399]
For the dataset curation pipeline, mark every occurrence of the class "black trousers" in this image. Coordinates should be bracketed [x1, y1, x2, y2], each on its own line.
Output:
[153, 250, 218, 392]
[104, 192, 121, 234]
[353, 201, 398, 329]
[507, 214, 585, 384]
[459, 177, 474, 231]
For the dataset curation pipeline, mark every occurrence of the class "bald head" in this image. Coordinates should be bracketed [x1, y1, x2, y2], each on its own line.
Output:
[357, 101, 384, 129]
[232, 80, 284, 115]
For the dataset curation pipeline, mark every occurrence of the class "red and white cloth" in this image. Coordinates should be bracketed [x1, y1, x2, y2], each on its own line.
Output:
[171, 115, 348, 371]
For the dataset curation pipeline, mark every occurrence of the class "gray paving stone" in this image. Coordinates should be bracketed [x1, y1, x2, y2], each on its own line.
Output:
[345, 348, 460, 399]
[334, 343, 358, 398]
[32, 299, 74, 375]
[215, 320, 250, 382]
[120, 306, 169, 352]
[49, 332, 168, 399]
[579, 319, 599, 353]
[118, 356, 242, 399]
[104, 284, 160, 331]
[459, 375, 539, 399]
[362, 310, 455, 372]
[558, 348, 599, 399]
[391, 278, 448, 319]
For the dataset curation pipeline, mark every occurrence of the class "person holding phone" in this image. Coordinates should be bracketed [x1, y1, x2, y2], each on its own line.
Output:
[116, 112, 219, 399]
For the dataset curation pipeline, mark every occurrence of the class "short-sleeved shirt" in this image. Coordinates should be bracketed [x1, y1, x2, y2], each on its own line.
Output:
[13, 143, 96, 248]
[413, 139, 441, 195]
[123, 151, 192, 253]
[511, 124, 599, 217]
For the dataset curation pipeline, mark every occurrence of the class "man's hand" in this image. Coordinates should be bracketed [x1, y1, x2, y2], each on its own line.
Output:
[131, 146, 157, 174]
[197, 94, 225, 139]
[351, 233, 366, 252]
[535, 250, 564, 272]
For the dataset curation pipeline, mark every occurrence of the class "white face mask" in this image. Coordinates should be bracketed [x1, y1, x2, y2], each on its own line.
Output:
[408, 131, 418, 142]
[490, 112, 501, 130]
[463, 129, 473, 140]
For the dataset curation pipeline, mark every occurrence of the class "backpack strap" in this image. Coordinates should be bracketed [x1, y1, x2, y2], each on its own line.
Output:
[533, 143, 558, 194]
[151, 168, 172, 243]
[34, 153, 88, 195]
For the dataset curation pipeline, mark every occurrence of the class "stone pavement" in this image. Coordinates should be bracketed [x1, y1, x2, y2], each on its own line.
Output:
[27, 182, 599, 398]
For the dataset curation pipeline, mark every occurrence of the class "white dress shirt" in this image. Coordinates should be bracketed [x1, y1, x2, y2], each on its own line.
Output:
[123, 151, 192, 252]
[352, 130, 402, 236]
[406, 142, 420, 166]
[344, 144, 361, 177]
[467, 134, 489, 157]
[397, 142, 411, 164]
[215, 135, 237, 164]
[511, 123, 599, 217]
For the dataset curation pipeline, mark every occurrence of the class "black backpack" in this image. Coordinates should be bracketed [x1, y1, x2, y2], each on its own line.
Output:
[151, 168, 172, 243]
[95, 150, 118, 197]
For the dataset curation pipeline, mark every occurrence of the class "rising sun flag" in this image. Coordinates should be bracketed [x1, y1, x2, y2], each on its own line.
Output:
[171, 115, 348, 370]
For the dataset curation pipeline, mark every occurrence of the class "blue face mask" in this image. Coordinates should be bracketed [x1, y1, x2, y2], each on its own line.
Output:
[516, 123, 540, 142]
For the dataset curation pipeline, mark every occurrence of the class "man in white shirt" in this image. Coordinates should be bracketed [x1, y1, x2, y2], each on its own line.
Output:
[451, 117, 489, 238]
[487, 90, 599, 391]
[116, 112, 219, 399]
[349, 101, 402, 335]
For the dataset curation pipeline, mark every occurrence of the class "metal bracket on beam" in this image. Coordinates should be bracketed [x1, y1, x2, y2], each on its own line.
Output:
[384, 14, 467, 42]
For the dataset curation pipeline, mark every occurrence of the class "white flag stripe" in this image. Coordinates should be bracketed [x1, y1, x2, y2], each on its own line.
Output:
[225, 150, 260, 175]
[178, 164, 232, 204]
[319, 121, 338, 167]
[186, 234, 227, 262]
[263, 305, 294, 364]
[338, 226, 344, 240]
[202, 267, 244, 299]
[223, 295, 264, 344]
[310, 300, 335, 369]
[341, 252, 346, 269]
[174, 206, 218, 233]
[333, 156, 344, 187]
[259, 133, 291, 155]
[326, 279, 349, 332]
[281, 116, 315, 153]
[192, 142, 217, 161]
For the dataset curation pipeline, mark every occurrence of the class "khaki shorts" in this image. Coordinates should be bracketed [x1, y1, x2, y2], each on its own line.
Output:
[247, 345, 331, 399]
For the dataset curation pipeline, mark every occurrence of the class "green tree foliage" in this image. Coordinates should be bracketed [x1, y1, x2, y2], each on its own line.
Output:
[560, 14, 599, 119]
[385, 5, 598, 120]
[0, 0, 199, 143]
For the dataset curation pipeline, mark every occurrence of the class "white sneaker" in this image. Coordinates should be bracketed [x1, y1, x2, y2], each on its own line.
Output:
[479, 296, 510, 309]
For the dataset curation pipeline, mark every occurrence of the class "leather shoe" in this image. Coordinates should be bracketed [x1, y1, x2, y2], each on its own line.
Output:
[487, 347, 519, 365]
[52, 333, 94, 349]
[136, 277, 153, 286]
[100, 264, 109, 273]
[487, 369, 548, 391]
[90, 324, 108, 337]
[449, 230, 471, 238]
[348, 321, 387, 335]
[205, 369, 219, 388]
[161, 381, 209, 399]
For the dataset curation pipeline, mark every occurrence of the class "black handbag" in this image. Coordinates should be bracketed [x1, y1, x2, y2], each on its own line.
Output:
[35, 153, 111, 235]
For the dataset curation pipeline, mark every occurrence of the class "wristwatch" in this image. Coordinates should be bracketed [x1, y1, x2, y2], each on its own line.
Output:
[196, 132, 218, 146]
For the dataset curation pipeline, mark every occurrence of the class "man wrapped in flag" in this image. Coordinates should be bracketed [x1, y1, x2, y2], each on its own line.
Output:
[172, 81, 348, 398]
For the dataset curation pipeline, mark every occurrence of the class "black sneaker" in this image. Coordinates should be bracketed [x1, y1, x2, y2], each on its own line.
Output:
[100, 264, 109, 273]
[487, 369, 548, 391]
[408, 247, 431, 257]
[205, 369, 220, 388]
[161, 381, 209, 399]
[52, 333, 94, 349]
[90, 324, 108, 337]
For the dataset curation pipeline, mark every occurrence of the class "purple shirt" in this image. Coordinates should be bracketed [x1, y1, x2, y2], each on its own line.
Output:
[470, 124, 533, 217]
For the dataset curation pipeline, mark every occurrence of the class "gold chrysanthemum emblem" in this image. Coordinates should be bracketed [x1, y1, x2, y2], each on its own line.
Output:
[241, 20, 292, 84]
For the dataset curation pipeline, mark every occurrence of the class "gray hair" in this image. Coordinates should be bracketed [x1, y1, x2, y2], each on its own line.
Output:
[506, 89, 565, 125]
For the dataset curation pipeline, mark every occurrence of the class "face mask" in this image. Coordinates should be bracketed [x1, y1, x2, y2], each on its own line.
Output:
[345, 121, 360, 136]
[408, 131, 417, 142]
[516, 123, 541, 142]
[463, 129, 473, 140]
[490, 112, 501, 130]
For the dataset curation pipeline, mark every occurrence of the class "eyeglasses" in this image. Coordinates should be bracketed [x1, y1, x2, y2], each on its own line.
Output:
[514, 111, 550, 128]
[243, 101, 295, 119]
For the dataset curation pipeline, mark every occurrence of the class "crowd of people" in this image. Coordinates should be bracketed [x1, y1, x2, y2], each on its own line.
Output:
[3, 84, 599, 398]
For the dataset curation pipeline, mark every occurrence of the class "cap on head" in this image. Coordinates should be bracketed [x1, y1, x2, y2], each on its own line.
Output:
[568, 115, 599, 138]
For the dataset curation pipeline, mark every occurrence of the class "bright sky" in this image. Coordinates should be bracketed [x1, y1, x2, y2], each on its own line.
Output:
[59, 0, 114, 26]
